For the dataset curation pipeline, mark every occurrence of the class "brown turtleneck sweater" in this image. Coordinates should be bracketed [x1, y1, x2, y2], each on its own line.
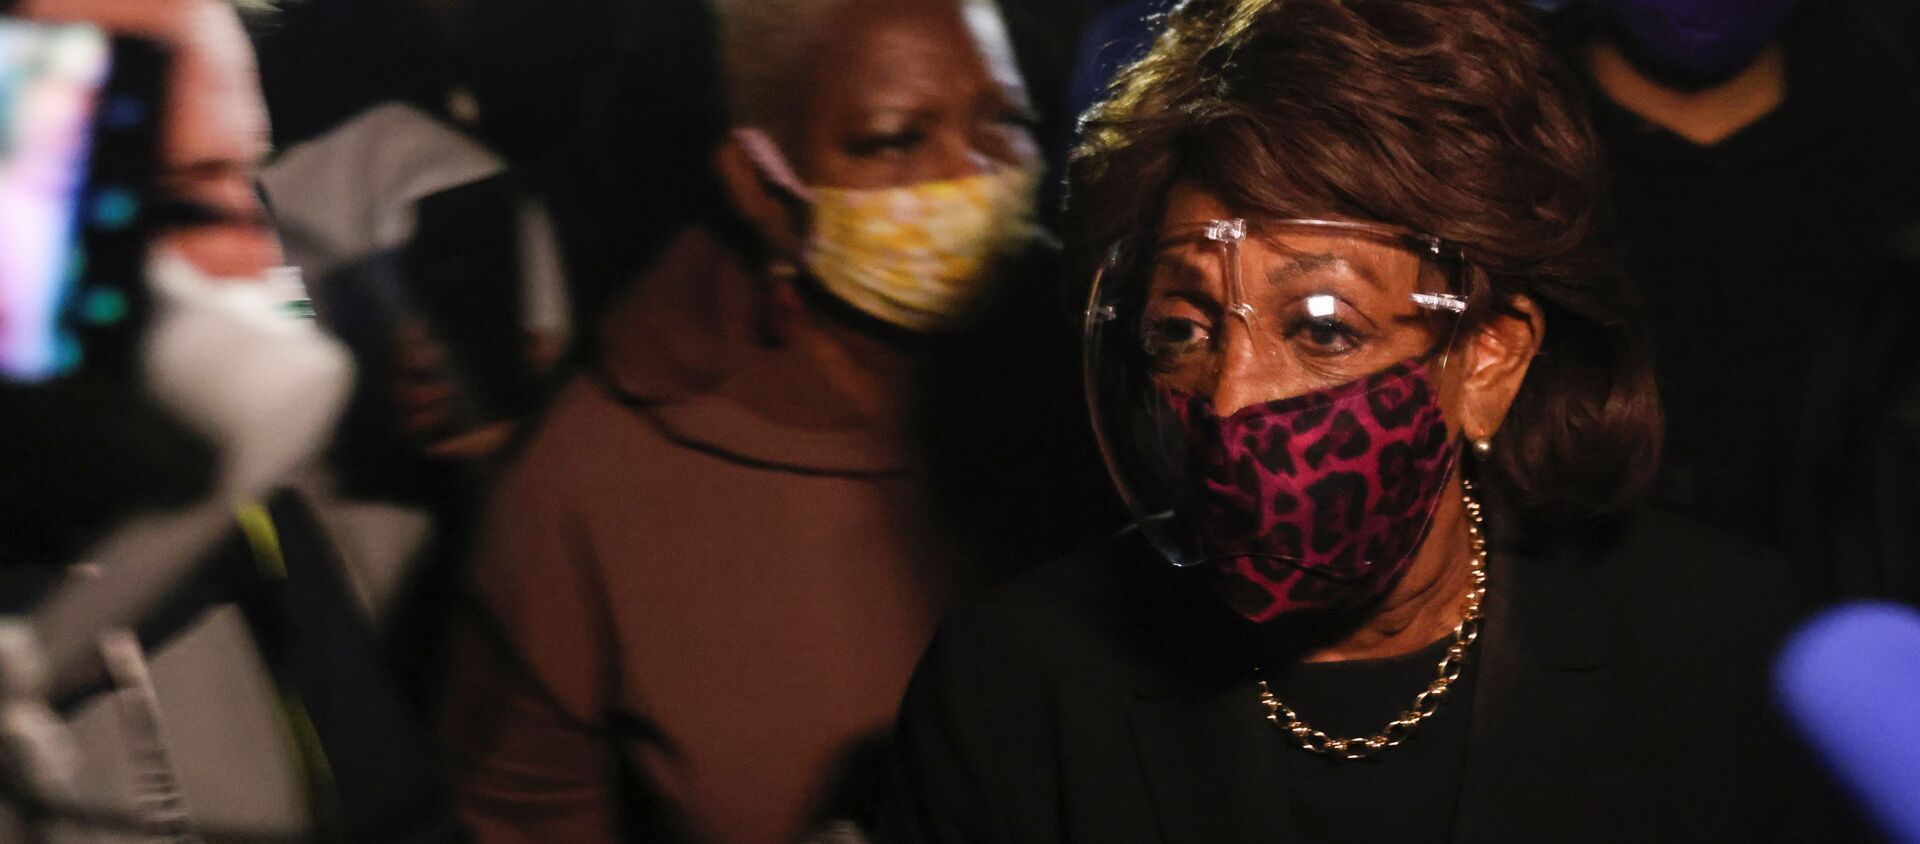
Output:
[439, 229, 961, 844]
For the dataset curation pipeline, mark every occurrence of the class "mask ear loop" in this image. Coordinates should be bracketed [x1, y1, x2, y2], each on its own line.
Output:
[731, 127, 816, 203]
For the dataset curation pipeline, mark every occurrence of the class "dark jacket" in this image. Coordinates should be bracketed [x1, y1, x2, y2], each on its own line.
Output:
[883, 501, 1863, 843]
[1548, 0, 1920, 600]
[1811, 224, 1920, 606]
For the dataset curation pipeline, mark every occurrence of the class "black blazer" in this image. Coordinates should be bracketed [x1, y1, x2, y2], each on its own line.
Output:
[882, 503, 1866, 843]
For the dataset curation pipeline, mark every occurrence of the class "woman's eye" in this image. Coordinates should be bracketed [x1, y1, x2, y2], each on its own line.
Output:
[846, 128, 927, 158]
[1286, 316, 1363, 355]
[997, 108, 1040, 130]
[1142, 317, 1212, 364]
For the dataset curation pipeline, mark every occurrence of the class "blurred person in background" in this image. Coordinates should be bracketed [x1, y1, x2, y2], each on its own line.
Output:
[255, 16, 576, 710]
[233, 0, 590, 712]
[0, 0, 461, 839]
[404, 0, 729, 338]
[1809, 218, 1920, 607]
[435, 0, 1056, 840]
[1548, 0, 1920, 598]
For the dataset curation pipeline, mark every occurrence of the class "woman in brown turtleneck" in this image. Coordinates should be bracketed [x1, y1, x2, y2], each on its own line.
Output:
[436, 1, 1047, 842]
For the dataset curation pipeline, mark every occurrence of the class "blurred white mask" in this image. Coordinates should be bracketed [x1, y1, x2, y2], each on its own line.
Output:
[142, 250, 353, 500]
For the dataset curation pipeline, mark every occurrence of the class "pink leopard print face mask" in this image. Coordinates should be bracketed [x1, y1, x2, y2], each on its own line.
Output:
[1161, 358, 1457, 623]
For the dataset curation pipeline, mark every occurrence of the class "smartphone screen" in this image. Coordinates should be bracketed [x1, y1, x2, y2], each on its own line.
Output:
[0, 19, 163, 384]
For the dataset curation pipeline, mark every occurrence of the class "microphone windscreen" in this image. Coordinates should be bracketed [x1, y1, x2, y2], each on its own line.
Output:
[1775, 601, 1920, 844]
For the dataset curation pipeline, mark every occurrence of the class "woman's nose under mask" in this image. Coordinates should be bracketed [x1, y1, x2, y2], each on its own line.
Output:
[1162, 357, 1459, 623]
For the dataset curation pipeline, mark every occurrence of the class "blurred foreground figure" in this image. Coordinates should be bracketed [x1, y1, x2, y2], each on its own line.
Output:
[1551, 0, 1920, 596]
[0, 0, 459, 839]
[436, 0, 1048, 841]
[260, 98, 573, 711]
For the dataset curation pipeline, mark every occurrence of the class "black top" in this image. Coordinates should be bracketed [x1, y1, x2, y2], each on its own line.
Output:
[1823, 238, 1920, 605]
[1550, 2, 1920, 597]
[1266, 635, 1477, 843]
[879, 498, 1870, 843]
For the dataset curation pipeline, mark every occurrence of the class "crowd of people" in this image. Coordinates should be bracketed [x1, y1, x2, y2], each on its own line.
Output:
[0, 0, 1915, 841]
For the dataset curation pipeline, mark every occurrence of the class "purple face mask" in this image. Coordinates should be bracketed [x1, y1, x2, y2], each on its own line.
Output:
[1601, 0, 1796, 90]
[1160, 358, 1458, 624]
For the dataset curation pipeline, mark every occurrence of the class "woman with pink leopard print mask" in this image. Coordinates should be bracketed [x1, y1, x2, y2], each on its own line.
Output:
[881, 0, 1866, 841]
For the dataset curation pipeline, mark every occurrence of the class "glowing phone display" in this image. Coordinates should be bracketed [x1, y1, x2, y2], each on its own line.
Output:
[0, 19, 163, 383]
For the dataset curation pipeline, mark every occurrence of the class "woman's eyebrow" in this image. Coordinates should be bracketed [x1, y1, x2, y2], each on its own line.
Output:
[1266, 252, 1383, 289]
[1153, 251, 1216, 290]
[842, 104, 938, 124]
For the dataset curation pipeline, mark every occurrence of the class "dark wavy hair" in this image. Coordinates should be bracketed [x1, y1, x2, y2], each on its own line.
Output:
[1067, 0, 1661, 522]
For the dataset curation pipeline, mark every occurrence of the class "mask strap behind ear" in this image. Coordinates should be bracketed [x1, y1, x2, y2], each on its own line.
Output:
[731, 127, 816, 203]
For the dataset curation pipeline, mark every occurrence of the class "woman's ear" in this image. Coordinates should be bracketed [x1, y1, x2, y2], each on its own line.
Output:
[1458, 294, 1545, 441]
[715, 134, 807, 260]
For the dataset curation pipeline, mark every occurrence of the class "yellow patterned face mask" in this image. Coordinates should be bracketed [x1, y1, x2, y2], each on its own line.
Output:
[734, 128, 1041, 333]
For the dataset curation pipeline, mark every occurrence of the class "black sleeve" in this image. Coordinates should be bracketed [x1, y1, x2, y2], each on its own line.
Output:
[880, 627, 1012, 844]
[259, 491, 469, 844]
[878, 618, 1066, 844]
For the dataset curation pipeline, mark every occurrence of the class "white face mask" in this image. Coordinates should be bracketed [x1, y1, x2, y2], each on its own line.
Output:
[142, 251, 353, 500]
[734, 127, 1040, 333]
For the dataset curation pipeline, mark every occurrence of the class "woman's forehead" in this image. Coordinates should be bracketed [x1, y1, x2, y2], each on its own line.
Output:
[1157, 181, 1370, 237]
[1152, 183, 1426, 286]
[810, 0, 1003, 114]
[1151, 242, 1421, 303]
[1158, 182, 1239, 229]
[1151, 230, 1424, 291]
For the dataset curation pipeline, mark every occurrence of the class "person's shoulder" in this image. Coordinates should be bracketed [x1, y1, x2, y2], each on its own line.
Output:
[925, 531, 1225, 692]
[1609, 508, 1797, 601]
[936, 536, 1134, 662]
[497, 374, 673, 487]
[1588, 507, 1807, 653]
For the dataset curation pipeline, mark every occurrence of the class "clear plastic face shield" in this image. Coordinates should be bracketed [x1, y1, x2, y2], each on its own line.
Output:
[1083, 217, 1471, 610]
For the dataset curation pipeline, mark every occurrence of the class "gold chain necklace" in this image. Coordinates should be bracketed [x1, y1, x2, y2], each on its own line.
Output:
[1256, 478, 1489, 761]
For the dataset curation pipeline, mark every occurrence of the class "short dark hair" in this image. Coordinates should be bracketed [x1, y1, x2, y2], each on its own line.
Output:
[1068, 0, 1661, 523]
